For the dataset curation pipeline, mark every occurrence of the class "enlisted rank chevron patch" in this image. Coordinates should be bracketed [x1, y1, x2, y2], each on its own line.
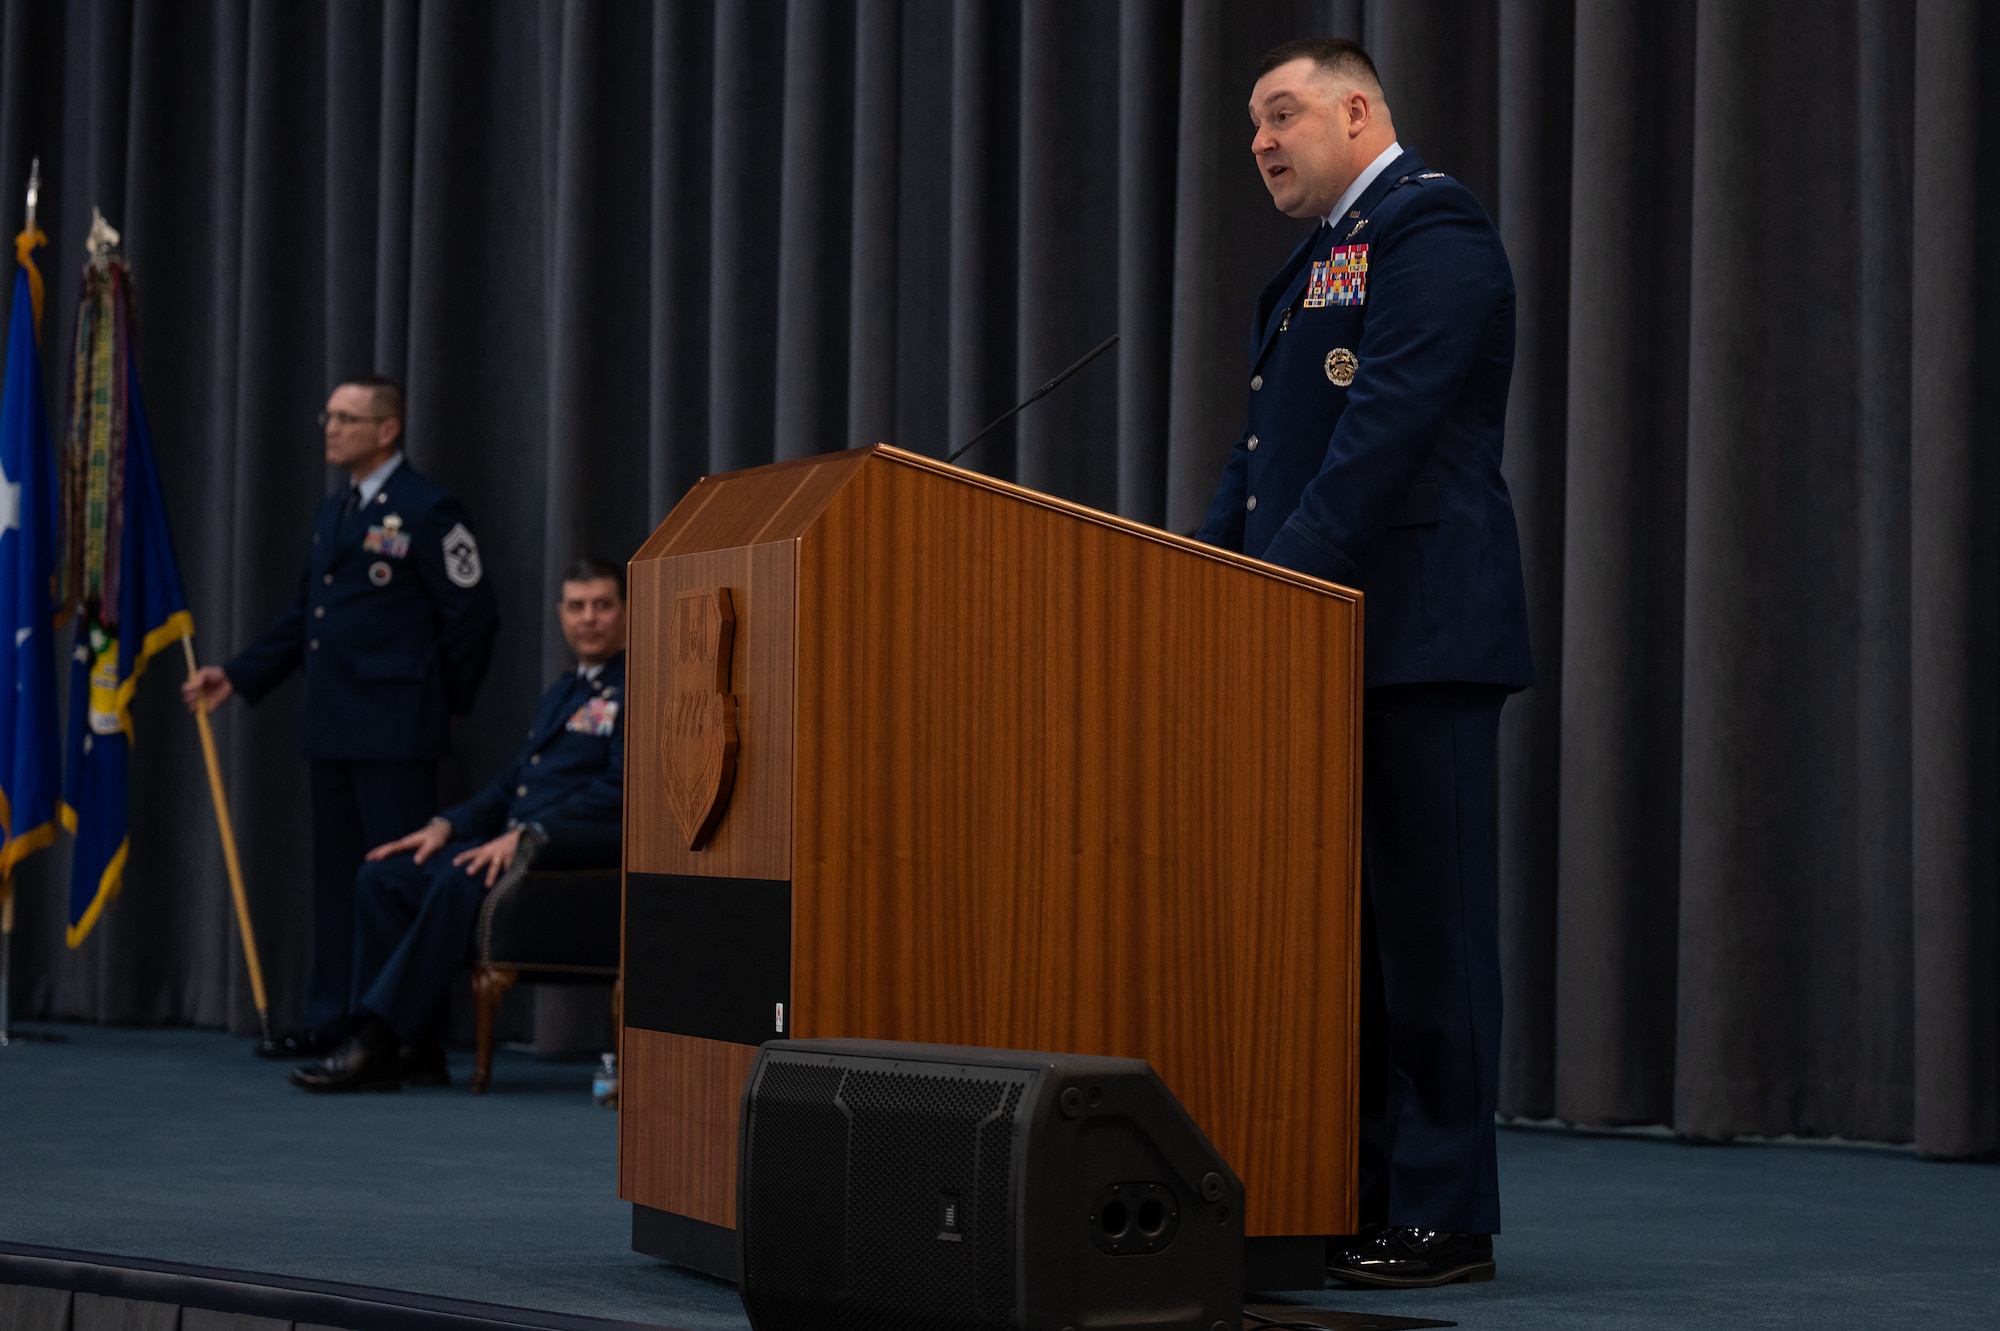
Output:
[442, 523, 483, 588]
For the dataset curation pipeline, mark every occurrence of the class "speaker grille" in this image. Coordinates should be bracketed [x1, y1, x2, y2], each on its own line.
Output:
[841, 1069, 1024, 1331]
[744, 1061, 849, 1331]
[974, 1083, 1023, 1320]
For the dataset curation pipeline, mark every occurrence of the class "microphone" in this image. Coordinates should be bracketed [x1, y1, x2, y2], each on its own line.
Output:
[945, 333, 1120, 467]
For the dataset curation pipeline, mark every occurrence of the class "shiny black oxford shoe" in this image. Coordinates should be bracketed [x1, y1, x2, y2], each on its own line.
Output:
[1327, 1227, 1495, 1288]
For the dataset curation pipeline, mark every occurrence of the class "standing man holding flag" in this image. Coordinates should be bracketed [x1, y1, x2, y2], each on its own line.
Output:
[0, 164, 61, 1041]
[182, 374, 499, 1061]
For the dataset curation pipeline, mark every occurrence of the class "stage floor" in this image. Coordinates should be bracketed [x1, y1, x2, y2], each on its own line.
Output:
[2, 1023, 1997, 1329]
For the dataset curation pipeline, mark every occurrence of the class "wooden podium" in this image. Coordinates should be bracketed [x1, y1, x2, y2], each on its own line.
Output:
[617, 445, 1361, 1290]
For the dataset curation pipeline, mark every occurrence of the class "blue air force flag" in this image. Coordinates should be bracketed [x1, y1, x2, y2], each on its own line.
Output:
[0, 262, 60, 883]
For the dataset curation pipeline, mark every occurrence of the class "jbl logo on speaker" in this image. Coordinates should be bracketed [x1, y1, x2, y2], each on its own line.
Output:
[937, 1192, 964, 1242]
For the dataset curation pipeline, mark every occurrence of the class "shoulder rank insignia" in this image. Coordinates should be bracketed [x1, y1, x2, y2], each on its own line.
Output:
[1418, 171, 1445, 179]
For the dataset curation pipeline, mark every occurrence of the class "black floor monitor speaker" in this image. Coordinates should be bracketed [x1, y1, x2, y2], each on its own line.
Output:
[738, 1039, 1245, 1331]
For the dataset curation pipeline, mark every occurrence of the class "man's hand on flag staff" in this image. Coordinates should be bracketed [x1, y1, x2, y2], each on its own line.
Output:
[181, 664, 233, 713]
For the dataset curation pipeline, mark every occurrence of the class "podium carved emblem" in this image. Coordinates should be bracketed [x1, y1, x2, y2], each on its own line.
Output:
[663, 588, 740, 850]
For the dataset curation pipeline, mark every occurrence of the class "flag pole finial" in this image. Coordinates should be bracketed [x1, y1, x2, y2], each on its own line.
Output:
[23, 158, 38, 235]
[85, 206, 119, 268]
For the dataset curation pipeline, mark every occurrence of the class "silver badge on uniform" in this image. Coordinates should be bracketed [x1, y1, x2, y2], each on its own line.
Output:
[364, 512, 412, 558]
[369, 561, 393, 586]
[443, 523, 482, 588]
[1325, 347, 1359, 386]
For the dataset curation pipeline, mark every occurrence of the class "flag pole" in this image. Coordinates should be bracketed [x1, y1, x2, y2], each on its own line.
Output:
[179, 633, 273, 1049]
[2, 161, 33, 1047]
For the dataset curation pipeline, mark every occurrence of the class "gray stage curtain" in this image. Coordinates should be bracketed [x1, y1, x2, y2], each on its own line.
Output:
[0, 1, 1993, 1157]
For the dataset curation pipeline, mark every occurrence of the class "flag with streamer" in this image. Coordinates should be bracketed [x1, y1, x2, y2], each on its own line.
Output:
[59, 246, 191, 946]
[0, 222, 60, 886]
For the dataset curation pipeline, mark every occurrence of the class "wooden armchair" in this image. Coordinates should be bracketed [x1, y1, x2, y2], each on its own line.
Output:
[470, 833, 621, 1093]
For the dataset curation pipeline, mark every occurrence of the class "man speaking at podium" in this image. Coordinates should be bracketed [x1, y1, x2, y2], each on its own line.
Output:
[1196, 39, 1532, 1288]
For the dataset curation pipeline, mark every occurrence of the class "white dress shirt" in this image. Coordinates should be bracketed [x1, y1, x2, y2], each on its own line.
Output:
[352, 452, 404, 507]
[1326, 141, 1404, 230]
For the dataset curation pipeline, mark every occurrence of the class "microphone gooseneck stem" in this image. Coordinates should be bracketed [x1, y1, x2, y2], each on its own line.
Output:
[946, 333, 1120, 467]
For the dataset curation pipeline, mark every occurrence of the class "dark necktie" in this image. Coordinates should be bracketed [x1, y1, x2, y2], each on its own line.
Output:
[338, 486, 360, 523]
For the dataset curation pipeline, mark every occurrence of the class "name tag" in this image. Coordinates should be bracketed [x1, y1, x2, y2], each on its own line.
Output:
[567, 697, 619, 737]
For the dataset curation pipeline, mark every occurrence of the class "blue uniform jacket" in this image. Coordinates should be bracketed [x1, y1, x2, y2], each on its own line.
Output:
[438, 650, 625, 846]
[1196, 149, 1534, 690]
[225, 460, 501, 760]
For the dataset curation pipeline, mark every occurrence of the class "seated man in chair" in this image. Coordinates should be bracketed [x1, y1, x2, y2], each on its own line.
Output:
[291, 556, 627, 1092]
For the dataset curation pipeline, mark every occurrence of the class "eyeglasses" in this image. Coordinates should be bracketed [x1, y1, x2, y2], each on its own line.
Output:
[318, 410, 391, 428]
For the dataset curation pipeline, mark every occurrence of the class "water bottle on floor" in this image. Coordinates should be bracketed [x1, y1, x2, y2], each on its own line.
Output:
[592, 1052, 618, 1107]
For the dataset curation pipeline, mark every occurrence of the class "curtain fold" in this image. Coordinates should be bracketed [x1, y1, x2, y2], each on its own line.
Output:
[844, 0, 899, 455]
[0, 0, 1993, 1156]
[1492, 0, 1571, 1122]
[774, 0, 855, 464]
[1909, 0, 2000, 1158]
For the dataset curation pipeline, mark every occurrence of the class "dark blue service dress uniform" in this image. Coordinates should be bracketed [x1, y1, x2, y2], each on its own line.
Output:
[1196, 150, 1532, 1236]
[224, 458, 500, 1037]
[347, 651, 625, 1042]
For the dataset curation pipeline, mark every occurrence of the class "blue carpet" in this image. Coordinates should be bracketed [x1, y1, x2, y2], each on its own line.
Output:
[1295, 1125, 2000, 1329]
[0, 1023, 742, 1328]
[2, 1023, 1997, 1328]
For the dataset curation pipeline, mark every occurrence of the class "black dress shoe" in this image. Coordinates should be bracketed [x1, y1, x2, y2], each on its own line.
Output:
[288, 1035, 404, 1093]
[1327, 1227, 1494, 1288]
[254, 1028, 341, 1060]
[400, 1040, 450, 1087]
[1326, 1223, 1384, 1264]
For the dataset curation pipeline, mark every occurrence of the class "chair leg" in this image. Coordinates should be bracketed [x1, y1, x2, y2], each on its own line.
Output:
[471, 965, 518, 1095]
